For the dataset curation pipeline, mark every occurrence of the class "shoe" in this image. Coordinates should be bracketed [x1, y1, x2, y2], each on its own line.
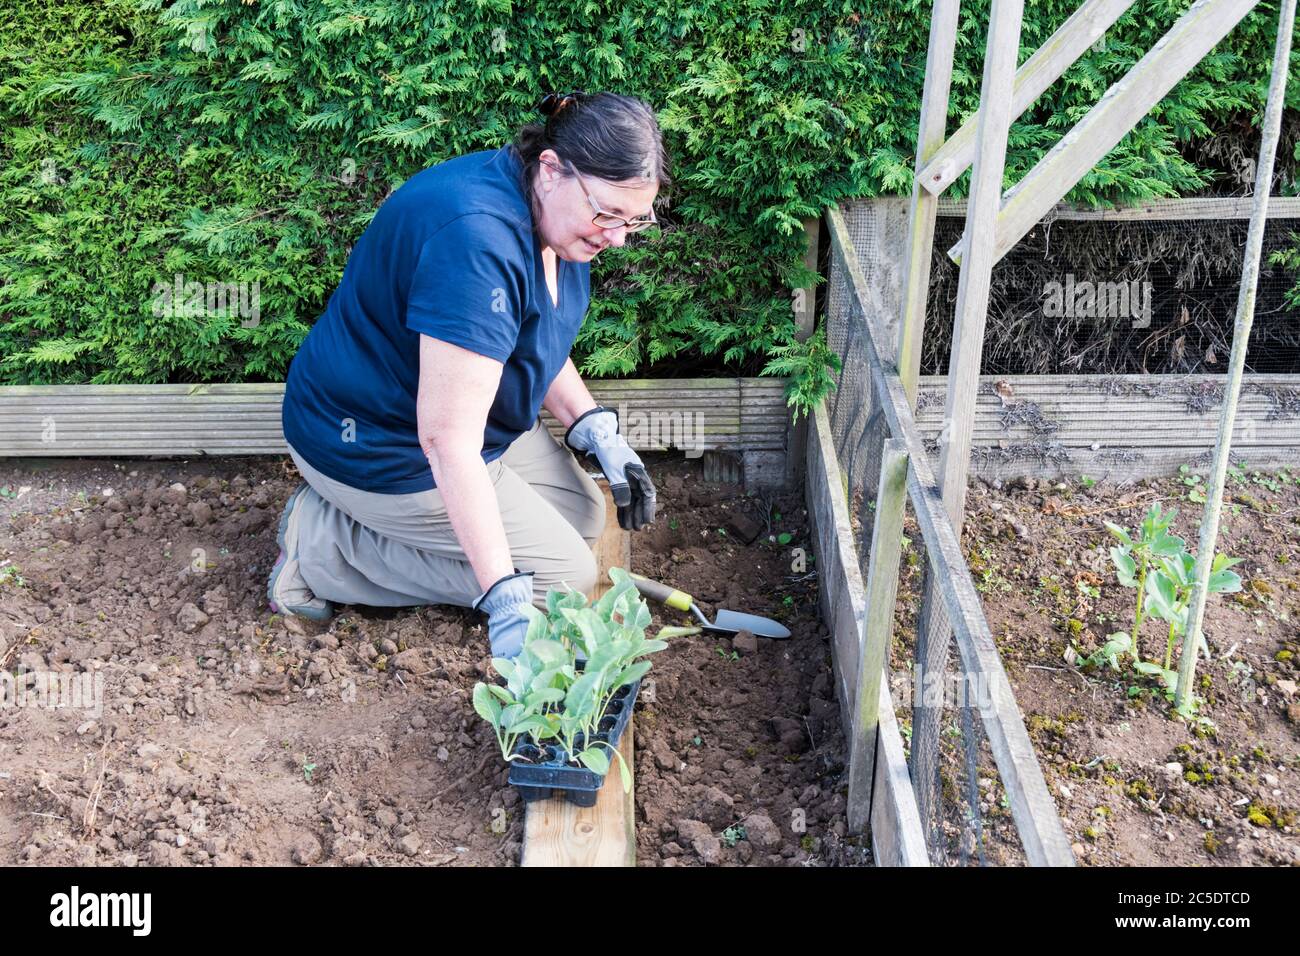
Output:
[267, 482, 334, 621]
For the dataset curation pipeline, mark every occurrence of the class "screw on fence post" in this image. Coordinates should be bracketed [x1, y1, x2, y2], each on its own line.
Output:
[1176, 0, 1296, 716]
[847, 439, 909, 834]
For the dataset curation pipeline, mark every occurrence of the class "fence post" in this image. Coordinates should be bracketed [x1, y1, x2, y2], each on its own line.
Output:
[847, 438, 910, 833]
[911, 0, 1025, 859]
[785, 216, 822, 489]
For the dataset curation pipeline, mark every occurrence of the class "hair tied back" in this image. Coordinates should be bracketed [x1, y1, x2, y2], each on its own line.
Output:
[539, 91, 585, 119]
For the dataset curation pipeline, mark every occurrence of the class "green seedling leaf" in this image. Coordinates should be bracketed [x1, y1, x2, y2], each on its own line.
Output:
[1132, 660, 1180, 697]
[1110, 547, 1137, 587]
[1145, 570, 1181, 623]
[576, 746, 610, 775]
[507, 716, 550, 737]
[523, 687, 565, 709]
[1212, 553, 1245, 572]
[522, 604, 549, 642]
[1103, 521, 1134, 547]
[500, 703, 524, 729]
[1150, 531, 1187, 558]
[527, 639, 569, 665]
[1171, 551, 1196, 587]
[1208, 569, 1243, 594]
[611, 659, 652, 690]
[565, 671, 602, 711]
[472, 683, 501, 725]
[491, 657, 517, 683]
[1081, 631, 1132, 671]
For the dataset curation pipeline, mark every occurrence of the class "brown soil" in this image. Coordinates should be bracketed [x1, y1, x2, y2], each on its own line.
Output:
[880, 469, 1300, 866]
[630, 461, 864, 866]
[0, 454, 856, 867]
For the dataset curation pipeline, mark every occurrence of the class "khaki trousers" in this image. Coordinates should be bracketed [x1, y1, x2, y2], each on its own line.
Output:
[284, 416, 606, 609]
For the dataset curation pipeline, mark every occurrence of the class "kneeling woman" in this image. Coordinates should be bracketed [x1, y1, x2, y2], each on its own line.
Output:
[269, 91, 670, 659]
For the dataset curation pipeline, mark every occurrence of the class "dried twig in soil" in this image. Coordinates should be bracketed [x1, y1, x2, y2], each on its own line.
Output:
[82, 740, 114, 837]
[432, 750, 496, 800]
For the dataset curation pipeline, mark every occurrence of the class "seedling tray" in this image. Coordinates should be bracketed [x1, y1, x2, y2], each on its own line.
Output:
[508, 679, 639, 808]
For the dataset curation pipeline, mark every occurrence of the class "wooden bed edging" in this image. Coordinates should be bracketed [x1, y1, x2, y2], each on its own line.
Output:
[0, 378, 792, 489]
[913, 373, 1300, 482]
[520, 484, 635, 867]
[806, 401, 928, 867]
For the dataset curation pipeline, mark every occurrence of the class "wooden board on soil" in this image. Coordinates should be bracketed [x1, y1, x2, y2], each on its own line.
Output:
[520, 484, 636, 867]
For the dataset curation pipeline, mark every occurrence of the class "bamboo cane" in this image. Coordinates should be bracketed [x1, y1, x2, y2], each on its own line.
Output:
[1174, 0, 1296, 716]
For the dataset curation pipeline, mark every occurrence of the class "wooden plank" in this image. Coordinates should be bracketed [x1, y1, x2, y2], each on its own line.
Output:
[899, 0, 960, 408]
[794, 216, 820, 341]
[915, 371, 1300, 387]
[906, 373, 1300, 481]
[847, 438, 909, 835]
[871, 680, 928, 868]
[933, 195, 1300, 221]
[912, 0, 1025, 854]
[520, 485, 635, 867]
[0, 380, 771, 400]
[948, 0, 1264, 266]
[787, 216, 821, 487]
[918, 0, 1137, 196]
[806, 403, 928, 866]
[0, 378, 792, 457]
[826, 208, 1076, 866]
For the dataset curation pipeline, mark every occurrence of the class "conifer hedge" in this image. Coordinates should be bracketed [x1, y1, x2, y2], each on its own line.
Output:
[2, 0, 1297, 415]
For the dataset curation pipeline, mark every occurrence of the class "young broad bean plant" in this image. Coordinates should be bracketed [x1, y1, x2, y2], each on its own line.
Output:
[1104, 502, 1185, 650]
[471, 567, 698, 792]
[1093, 503, 1243, 708]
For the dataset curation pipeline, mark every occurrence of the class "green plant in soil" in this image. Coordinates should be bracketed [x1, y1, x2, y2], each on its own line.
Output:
[1177, 465, 1207, 504]
[472, 567, 698, 793]
[1105, 503, 1185, 654]
[1086, 503, 1243, 710]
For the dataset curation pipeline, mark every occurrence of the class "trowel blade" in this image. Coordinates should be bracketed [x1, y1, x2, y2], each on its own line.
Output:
[709, 609, 791, 640]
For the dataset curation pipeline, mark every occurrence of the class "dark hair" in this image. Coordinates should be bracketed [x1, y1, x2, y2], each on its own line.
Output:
[510, 91, 672, 230]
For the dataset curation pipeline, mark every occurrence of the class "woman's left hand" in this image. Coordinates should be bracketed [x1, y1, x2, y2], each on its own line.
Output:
[564, 406, 657, 531]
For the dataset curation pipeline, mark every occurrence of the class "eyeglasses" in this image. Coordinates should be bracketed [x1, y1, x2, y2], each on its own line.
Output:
[544, 158, 658, 233]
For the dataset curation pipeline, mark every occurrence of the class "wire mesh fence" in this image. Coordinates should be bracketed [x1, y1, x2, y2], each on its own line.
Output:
[923, 210, 1300, 378]
[820, 197, 1300, 865]
[826, 209, 1031, 864]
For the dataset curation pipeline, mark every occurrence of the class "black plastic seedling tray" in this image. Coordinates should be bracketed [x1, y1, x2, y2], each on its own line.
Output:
[508, 679, 640, 808]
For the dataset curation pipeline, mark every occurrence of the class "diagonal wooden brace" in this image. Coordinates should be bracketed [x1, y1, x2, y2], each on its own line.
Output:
[948, 0, 1262, 266]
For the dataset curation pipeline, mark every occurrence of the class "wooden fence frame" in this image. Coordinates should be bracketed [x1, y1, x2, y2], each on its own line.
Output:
[806, 402, 928, 866]
[828, 204, 1076, 866]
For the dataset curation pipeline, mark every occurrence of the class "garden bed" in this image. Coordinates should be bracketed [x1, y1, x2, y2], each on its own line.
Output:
[877, 467, 1300, 866]
[0, 452, 854, 866]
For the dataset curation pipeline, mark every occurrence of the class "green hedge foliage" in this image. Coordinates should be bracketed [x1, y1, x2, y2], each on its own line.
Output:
[3, 0, 1298, 416]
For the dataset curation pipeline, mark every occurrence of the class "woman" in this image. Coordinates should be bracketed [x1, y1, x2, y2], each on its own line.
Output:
[269, 91, 670, 660]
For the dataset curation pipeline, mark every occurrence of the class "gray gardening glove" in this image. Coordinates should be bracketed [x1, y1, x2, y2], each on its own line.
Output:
[472, 570, 535, 660]
[564, 406, 657, 531]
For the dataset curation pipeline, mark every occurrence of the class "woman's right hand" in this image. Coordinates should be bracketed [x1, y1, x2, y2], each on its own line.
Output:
[472, 571, 535, 659]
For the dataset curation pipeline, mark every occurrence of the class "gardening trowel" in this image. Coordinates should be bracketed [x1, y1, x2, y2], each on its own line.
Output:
[630, 574, 791, 640]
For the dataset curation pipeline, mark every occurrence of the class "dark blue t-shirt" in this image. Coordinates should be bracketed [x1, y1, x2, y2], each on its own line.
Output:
[282, 146, 591, 493]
